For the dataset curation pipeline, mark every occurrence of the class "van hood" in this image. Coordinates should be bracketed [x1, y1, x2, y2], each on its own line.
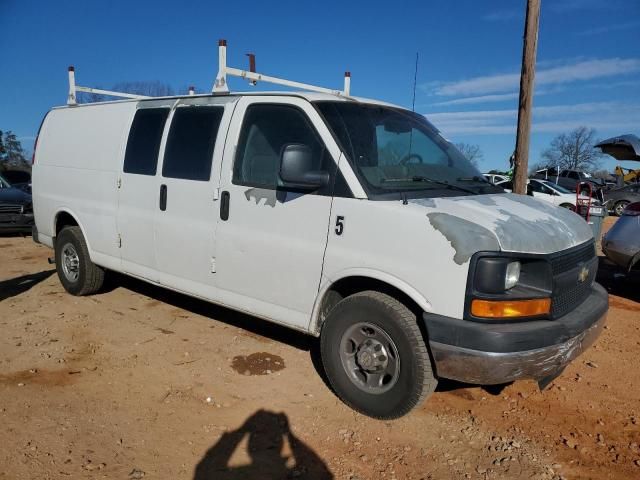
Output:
[410, 193, 593, 265]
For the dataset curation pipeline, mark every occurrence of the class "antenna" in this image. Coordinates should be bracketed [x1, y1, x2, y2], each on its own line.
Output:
[411, 52, 419, 112]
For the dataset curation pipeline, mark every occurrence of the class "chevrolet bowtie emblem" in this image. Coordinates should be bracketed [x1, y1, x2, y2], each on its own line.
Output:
[578, 266, 589, 283]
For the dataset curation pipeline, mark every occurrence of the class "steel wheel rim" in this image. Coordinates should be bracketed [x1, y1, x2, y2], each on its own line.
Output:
[339, 322, 400, 394]
[61, 243, 80, 282]
[615, 202, 628, 216]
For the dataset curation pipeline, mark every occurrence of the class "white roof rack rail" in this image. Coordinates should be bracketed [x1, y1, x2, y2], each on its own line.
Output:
[66, 67, 151, 105]
[212, 39, 351, 97]
[66, 39, 351, 105]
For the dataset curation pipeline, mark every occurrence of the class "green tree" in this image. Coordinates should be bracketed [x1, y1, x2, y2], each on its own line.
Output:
[0, 129, 5, 160]
[0, 131, 29, 171]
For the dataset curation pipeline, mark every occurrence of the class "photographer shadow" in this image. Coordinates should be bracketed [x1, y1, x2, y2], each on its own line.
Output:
[193, 409, 333, 480]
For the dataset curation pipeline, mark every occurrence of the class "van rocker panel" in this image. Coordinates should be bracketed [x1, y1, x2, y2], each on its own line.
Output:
[423, 283, 608, 384]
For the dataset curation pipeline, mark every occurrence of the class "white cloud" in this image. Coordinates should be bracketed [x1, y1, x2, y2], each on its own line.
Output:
[577, 20, 640, 36]
[429, 58, 640, 97]
[549, 0, 610, 13]
[431, 92, 520, 107]
[425, 101, 640, 136]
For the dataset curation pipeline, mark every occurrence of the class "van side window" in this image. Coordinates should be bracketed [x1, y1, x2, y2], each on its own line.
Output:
[123, 108, 170, 175]
[162, 106, 224, 181]
[233, 104, 327, 190]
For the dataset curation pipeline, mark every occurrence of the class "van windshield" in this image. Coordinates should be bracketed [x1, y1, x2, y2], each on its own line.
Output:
[315, 102, 501, 198]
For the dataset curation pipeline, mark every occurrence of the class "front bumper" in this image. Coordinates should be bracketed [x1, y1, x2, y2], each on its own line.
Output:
[423, 283, 608, 385]
[0, 213, 34, 233]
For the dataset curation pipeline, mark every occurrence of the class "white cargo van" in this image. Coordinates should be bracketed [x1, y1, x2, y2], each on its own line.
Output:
[32, 44, 608, 419]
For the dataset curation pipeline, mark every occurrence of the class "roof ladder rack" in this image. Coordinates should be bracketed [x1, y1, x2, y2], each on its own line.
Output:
[66, 66, 152, 105]
[212, 39, 351, 97]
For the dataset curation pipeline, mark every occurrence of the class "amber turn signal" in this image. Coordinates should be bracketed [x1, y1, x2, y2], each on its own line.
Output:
[471, 298, 551, 318]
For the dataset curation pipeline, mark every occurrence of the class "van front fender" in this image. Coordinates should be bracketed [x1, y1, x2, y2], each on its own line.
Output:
[309, 268, 433, 335]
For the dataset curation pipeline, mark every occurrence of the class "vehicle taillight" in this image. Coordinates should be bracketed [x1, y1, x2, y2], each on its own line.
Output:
[32, 111, 50, 165]
[31, 134, 38, 165]
[623, 202, 640, 216]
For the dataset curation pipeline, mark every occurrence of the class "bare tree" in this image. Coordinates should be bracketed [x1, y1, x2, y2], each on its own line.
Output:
[540, 127, 603, 172]
[455, 142, 484, 168]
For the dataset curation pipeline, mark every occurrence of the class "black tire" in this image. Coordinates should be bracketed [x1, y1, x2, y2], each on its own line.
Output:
[320, 291, 437, 419]
[614, 201, 629, 217]
[559, 203, 576, 211]
[55, 226, 105, 296]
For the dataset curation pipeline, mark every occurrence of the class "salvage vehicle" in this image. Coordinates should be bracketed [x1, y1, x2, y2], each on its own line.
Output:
[604, 184, 640, 216]
[549, 169, 604, 193]
[596, 134, 640, 215]
[31, 42, 608, 419]
[496, 178, 592, 211]
[0, 172, 34, 233]
[2, 170, 32, 193]
[602, 202, 640, 271]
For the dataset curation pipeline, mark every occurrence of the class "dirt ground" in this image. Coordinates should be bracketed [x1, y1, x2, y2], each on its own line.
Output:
[1, 216, 638, 480]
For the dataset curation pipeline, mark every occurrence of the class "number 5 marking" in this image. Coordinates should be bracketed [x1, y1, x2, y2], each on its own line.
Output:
[335, 216, 345, 236]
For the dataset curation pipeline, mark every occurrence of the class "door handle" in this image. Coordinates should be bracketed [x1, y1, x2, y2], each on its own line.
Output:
[220, 190, 230, 220]
[159, 184, 167, 211]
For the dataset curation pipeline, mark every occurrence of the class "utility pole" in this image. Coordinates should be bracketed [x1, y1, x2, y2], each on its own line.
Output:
[513, 0, 541, 195]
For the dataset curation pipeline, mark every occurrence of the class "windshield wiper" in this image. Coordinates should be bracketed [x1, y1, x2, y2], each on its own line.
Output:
[410, 176, 478, 195]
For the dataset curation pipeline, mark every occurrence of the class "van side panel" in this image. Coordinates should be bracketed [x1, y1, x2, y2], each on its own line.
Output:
[33, 102, 136, 267]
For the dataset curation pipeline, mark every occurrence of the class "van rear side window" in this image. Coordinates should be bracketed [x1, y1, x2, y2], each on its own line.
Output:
[123, 108, 170, 175]
[162, 106, 224, 181]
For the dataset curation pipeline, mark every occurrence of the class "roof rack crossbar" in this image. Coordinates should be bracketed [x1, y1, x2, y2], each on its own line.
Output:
[212, 39, 351, 97]
[67, 66, 151, 105]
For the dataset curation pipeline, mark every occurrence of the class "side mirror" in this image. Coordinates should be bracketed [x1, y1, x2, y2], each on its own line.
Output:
[279, 144, 329, 190]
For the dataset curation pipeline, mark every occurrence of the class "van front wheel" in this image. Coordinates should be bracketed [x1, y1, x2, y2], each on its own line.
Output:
[55, 226, 105, 296]
[320, 291, 437, 419]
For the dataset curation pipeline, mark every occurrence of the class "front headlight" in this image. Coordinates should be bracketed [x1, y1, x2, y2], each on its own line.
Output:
[473, 258, 522, 294]
[469, 255, 553, 320]
[504, 261, 521, 290]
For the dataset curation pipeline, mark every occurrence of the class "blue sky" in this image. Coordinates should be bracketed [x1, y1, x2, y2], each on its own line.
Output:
[1, 0, 638, 172]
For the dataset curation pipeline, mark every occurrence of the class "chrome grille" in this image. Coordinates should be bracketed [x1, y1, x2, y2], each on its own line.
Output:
[550, 241, 597, 319]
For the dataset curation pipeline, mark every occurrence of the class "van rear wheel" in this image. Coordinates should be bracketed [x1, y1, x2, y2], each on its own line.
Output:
[320, 291, 437, 419]
[55, 226, 105, 296]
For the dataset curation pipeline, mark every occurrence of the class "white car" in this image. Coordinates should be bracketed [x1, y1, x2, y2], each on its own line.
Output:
[31, 43, 608, 419]
[496, 178, 590, 210]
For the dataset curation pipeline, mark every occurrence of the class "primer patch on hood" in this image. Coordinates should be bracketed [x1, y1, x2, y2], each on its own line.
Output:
[413, 193, 593, 260]
[427, 212, 500, 265]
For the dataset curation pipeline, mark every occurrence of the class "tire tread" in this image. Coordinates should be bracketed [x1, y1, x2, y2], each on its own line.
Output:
[320, 290, 437, 419]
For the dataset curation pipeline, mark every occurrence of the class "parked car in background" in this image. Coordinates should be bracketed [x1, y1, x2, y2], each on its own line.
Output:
[0, 173, 34, 233]
[603, 184, 640, 216]
[1, 170, 32, 193]
[482, 173, 508, 184]
[602, 202, 640, 271]
[596, 134, 640, 162]
[547, 169, 604, 193]
[496, 178, 591, 210]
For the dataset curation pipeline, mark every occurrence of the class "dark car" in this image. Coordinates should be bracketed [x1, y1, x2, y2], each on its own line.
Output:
[1, 169, 32, 193]
[602, 202, 640, 271]
[604, 183, 640, 216]
[0, 173, 34, 234]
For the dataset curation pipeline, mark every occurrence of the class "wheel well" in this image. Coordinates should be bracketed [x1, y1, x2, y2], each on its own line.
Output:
[316, 276, 422, 332]
[55, 211, 79, 236]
